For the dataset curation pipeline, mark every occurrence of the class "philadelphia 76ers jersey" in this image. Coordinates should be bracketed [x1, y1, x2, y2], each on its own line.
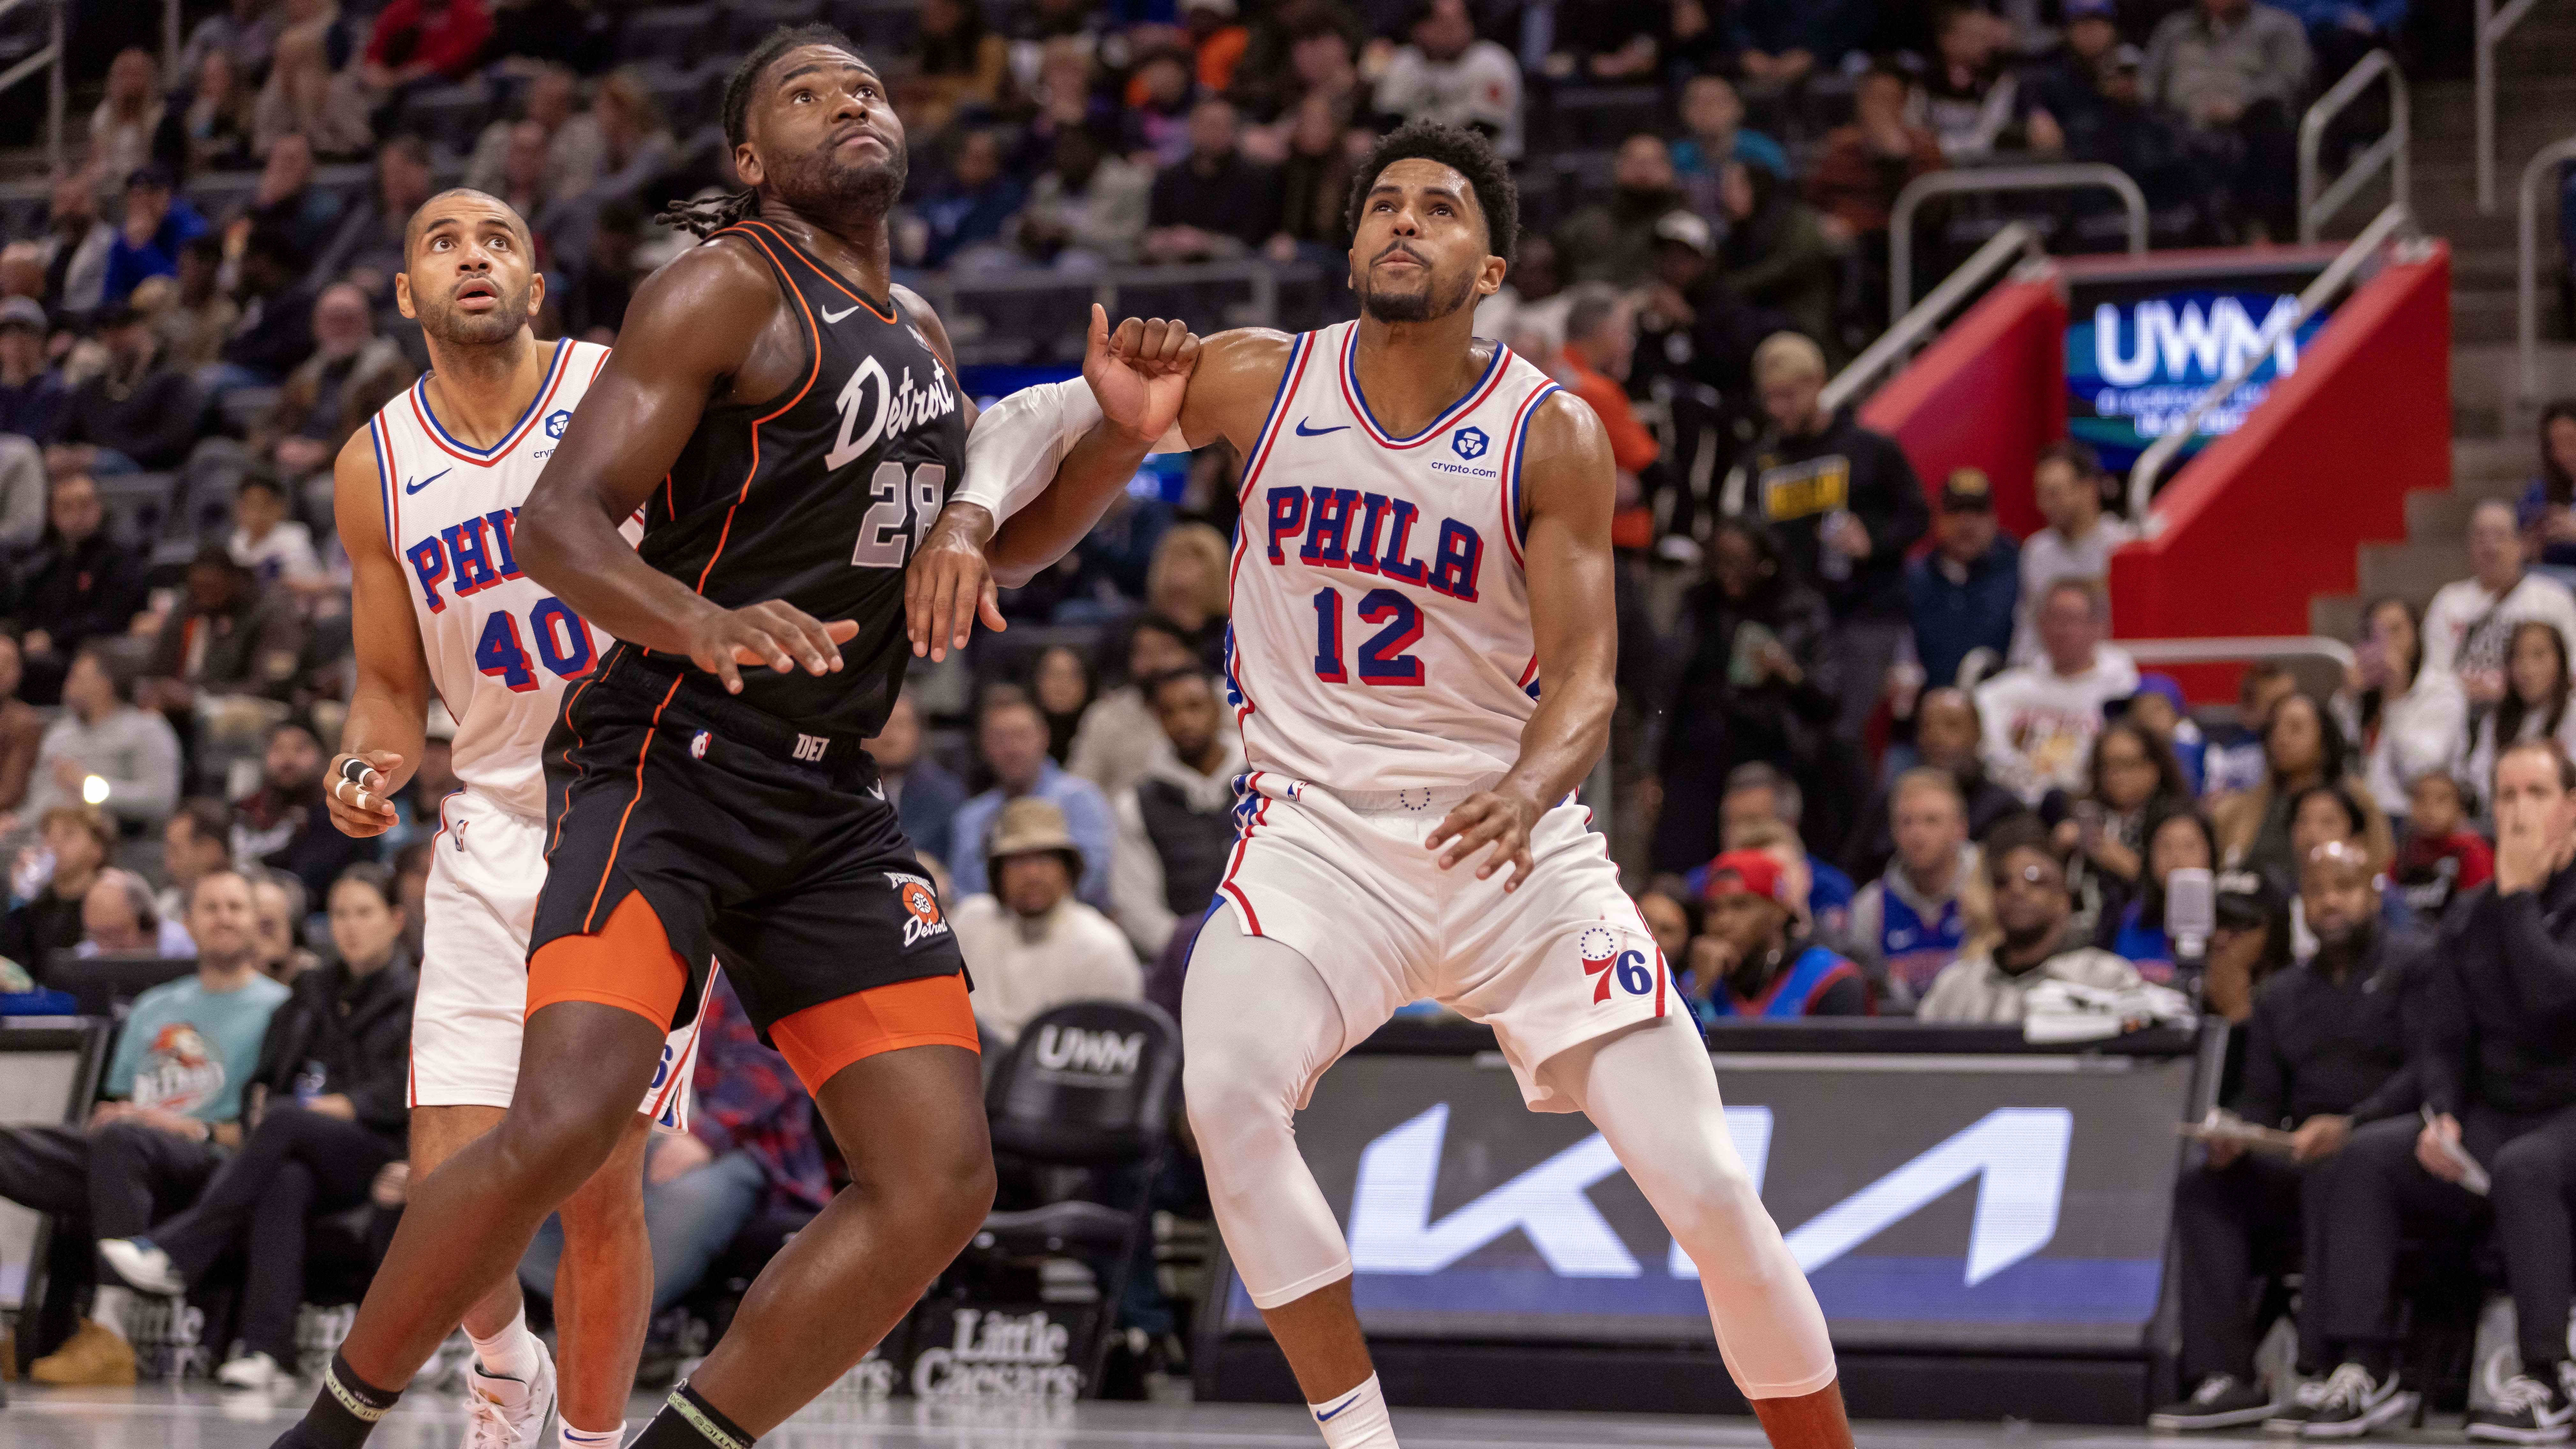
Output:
[366, 338, 627, 818]
[1225, 321, 1565, 792]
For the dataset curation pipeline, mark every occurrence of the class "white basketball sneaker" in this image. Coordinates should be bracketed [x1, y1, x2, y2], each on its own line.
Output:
[460, 1334, 557, 1449]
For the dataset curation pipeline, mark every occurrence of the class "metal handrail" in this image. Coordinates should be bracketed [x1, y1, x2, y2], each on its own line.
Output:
[2520, 134, 2576, 407]
[2119, 636, 2356, 672]
[2298, 48, 2408, 242]
[1821, 221, 2046, 415]
[1888, 163, 2146, 325]
[2126, 202, 2417, 520]
[2477, 0, 2543, 211]
[0, 0, 63, 172]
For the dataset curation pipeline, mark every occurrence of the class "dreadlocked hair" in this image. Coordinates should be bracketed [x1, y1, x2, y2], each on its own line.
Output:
[1344, 118, 1520, 267]
[657, 22, 865, 239]
[658, 187, 759, 238]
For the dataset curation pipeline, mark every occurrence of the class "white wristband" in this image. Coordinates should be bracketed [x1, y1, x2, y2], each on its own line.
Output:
[953, 379, 1187, 529]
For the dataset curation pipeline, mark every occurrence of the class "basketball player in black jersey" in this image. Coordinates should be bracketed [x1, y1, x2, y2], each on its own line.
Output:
[264, 26, 1190, 1449]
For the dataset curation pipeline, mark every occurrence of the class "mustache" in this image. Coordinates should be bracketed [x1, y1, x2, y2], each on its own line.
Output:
[1372, 241, 1427, 266]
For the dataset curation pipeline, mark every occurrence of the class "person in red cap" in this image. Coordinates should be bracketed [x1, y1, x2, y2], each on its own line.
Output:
[1689, 849, 1869, 1020]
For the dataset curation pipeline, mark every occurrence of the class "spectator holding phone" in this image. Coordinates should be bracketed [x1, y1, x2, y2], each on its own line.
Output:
[2349, 597, 2466, 827]
[2057, 720, 2194, 949]
[2103, 807, 2218, 982]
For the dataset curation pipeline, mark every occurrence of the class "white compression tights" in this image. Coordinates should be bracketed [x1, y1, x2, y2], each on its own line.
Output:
[1181, 908, 1839, 1400]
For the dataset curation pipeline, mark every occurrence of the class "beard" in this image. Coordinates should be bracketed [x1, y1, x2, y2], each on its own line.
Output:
[416, 276, 535, 347]
[766, 137, 908, 227]
[1358, 261, 1477, 324]
[1999, 918, 2060, 962]
[2313, 914, 2375, 955]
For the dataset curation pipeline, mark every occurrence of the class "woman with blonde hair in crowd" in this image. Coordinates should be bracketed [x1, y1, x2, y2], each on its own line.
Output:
[1143, 520, 1232, 664]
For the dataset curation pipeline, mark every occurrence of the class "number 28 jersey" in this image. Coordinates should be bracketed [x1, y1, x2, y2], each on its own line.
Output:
[368, 337, 621, 819]
[1225, 321, 1565, 793]
[629, 220, 966, 739]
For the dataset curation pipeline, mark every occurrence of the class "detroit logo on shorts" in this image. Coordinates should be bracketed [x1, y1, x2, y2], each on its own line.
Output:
[889, 871, 949, 947]
[1578, 925, 1654, 1005]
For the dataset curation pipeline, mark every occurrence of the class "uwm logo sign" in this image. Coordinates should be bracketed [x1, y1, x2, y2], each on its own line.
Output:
[1030, 1024, 1143, 1076]
[1346, 1104, 2073, 1286]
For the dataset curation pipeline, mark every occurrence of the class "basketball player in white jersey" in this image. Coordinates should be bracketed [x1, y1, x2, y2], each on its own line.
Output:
[320, 189, 697, 1449]
[908, 121, 1852, 1449]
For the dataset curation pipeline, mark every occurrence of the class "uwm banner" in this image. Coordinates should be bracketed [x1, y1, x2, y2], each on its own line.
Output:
[1223, 1051, 2195, 1353]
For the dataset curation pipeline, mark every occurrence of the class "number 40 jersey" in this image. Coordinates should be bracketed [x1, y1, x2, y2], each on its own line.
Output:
[1225, 320, 1565, 793]
[367, 336, 623, 818]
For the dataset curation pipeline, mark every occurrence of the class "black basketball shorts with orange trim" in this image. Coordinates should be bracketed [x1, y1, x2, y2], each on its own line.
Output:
[529, 646, 975, 1091]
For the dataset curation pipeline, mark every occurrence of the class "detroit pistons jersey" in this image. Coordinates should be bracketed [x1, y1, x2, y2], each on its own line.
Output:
[1225, 321, 1564, 792]
[368, 337, 618, 818]
[626, 219, 965, 739]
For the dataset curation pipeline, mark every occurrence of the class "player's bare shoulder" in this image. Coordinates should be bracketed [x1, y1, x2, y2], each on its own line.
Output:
[1518, 388, 1618, 514]
[1181, 327, 1300, 450]
[332, 418, 394, 555]
[615, 231, 796, 395]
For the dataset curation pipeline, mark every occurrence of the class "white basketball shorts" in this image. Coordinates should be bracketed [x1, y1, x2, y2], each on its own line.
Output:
[411, 788, 702, 1129]
[1209, 771, 1669, 1111]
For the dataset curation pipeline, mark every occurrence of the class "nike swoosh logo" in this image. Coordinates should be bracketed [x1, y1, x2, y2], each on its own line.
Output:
[1315, 1391, 1363, 1422]
[1294, 418, 1349, 437]
[820, 302, 861, 323]
[403, 469, 450, 495]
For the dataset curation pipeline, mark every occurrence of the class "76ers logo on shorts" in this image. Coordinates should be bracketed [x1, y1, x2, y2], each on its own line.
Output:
[889, 871, 949, 947]
[1579, 926, 1655, 1005]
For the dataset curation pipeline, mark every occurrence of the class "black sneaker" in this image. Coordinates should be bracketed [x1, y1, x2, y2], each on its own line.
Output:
[2466, 1370, 2576, 1445]
[2154, 1374, 2280, 1430]
[2300, 1363, 2419, 1439]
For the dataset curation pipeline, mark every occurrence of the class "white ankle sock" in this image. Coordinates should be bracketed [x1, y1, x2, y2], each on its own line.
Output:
[560, 1419, 625, 1449]
[88, 1286, 135, 1341]
[468, 1306, 542, 1387]
[1309, 1373, 1398, 1448]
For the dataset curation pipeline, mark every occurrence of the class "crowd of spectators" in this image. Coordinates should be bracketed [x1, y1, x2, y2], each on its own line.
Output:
[0, 0, 2516, 1410]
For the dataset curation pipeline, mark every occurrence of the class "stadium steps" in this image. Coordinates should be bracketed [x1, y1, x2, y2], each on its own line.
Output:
[2301, 16, 2576, 640]
[2308, 344, 2576, 640]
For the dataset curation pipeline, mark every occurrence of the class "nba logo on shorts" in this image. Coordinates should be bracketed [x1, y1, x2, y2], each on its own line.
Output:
[689, 730, 711, 760]
[889, 872, 949, 947]
[1451, 426, 1489, 460]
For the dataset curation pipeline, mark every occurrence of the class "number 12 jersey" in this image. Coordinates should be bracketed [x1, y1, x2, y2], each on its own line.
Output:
[1224, 321, 1564, 793]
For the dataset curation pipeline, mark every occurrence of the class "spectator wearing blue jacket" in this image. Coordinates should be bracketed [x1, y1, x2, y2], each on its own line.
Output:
[919, 128, 1028, 270]
[1906, 467, 2021, 693]
[100, 166, 209, 308]
[947, 693, 1116, 907]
